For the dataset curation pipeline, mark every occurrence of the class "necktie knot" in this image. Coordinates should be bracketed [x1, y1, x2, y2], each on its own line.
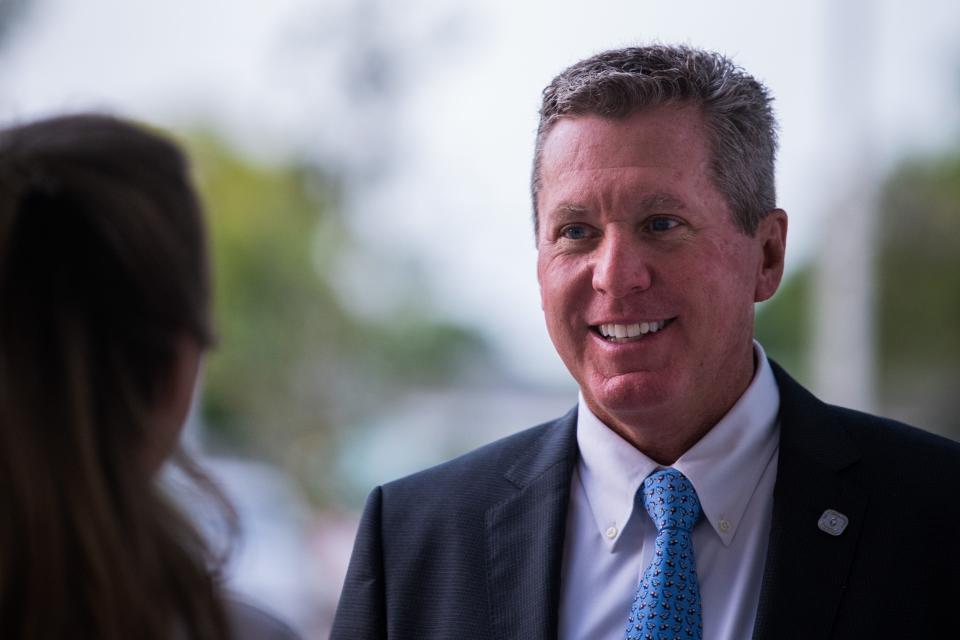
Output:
[641, 468, 701, 533]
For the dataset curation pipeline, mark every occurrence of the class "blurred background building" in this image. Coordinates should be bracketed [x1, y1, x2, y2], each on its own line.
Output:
[2, 0, 959, 636]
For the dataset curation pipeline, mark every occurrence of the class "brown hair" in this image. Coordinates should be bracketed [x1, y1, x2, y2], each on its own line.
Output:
[0, 114, 232, 639]
[532, 44, 779, 236]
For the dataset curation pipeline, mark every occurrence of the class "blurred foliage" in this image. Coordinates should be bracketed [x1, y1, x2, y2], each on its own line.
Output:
[756, 148, 960, 438]
[181, 122, 960, 499]
[876, 151, 960, 437]
[755, 265, 812, 381]
[182, 132, 487, 504]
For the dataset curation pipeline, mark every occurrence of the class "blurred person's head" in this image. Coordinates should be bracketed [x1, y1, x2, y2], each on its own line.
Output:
[533, 45, 787, 463]
[532, 44, 779, 236]
[0, 114, 230, 639]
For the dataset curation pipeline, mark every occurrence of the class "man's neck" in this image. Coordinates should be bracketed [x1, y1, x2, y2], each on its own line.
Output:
[588, 351, 759, 465]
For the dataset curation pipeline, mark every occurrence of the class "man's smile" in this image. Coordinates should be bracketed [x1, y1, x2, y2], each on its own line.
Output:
[590, 318, 676, 342]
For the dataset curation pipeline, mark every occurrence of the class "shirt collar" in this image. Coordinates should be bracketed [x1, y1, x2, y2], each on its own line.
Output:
[575, 341, 780, 550]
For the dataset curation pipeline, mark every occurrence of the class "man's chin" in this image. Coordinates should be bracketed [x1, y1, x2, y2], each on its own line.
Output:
[584, 370, 678, 417]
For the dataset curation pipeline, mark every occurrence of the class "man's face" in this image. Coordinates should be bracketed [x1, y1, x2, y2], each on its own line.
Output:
[536, 105, 785, 436]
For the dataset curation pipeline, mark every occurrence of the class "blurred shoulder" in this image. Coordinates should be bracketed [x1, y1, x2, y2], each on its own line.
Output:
[223, 595, 301, 640]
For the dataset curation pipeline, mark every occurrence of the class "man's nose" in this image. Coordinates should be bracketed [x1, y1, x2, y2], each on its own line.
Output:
[591, 232, 652, 297]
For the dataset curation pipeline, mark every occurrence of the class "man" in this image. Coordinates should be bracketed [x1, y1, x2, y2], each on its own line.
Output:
[332, 45, 960, 639]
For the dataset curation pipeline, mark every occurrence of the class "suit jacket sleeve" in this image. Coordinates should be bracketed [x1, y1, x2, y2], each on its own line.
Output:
[330, 487, 386, 639]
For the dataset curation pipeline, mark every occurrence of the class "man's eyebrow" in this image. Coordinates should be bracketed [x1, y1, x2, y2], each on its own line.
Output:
[546, 194, 685, 222]
[638, 193, 686, 211]
[548, 203, 590, 222]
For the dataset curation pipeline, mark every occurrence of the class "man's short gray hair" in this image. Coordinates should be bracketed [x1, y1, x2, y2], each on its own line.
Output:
[532, 45, 778, 236]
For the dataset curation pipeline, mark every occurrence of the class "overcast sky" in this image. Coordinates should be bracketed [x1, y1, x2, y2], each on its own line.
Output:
[3, 0, 959, 382]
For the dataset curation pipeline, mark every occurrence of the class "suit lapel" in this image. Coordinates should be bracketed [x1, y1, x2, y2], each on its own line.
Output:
[485, 409, 578, 640]
[753, 363, 868, 640]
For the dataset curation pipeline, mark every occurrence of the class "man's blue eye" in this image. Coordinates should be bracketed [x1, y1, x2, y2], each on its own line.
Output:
[649, 217, 679, 232]
[561, 225, 590, 239]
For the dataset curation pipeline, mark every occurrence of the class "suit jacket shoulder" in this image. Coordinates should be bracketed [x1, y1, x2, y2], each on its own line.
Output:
[773, 361, 960, 514]
[830, 402, 960, 480]
[380, 410, 577, 515]
[331, 409, 579, 640]
[755, 362, 960, 639]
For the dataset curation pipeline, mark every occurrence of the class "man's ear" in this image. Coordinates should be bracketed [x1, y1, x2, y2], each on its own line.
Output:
[754, 209, 788, 303]
[536, 258, 545, 310]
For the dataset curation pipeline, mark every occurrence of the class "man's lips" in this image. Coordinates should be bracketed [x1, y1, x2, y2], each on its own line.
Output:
[589, 318, 676, 342]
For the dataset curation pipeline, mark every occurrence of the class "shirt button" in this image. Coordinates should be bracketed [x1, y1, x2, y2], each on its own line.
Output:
[604, 526, 618, 539]
[719, 519, 731, 533]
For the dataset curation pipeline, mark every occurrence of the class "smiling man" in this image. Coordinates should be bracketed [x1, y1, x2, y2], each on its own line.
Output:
[535, 102, 785, 467]
[332, 46, 960, 640]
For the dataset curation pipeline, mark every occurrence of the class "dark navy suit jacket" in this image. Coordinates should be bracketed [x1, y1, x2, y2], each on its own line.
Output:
[331, 362, 960, 638]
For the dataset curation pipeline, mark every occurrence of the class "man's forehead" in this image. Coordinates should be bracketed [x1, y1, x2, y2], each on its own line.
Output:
[541, 107, 709, 169]
[546, 103, 706, 139]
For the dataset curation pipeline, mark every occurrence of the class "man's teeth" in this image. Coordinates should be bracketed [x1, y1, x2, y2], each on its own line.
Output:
[598, 321, 667, 339]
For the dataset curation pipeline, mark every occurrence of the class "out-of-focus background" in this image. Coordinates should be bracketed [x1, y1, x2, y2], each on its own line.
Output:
[2, 0, 958, 635]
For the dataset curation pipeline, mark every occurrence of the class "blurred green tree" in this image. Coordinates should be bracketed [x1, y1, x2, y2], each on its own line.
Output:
[183, 132, 487, 503]
[755, 149, 960, 439]
[876, 151, 960, 437]
[755, 265, 812, 381]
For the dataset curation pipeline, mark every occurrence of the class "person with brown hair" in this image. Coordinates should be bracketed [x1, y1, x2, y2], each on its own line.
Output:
[0, 114, 298, 640]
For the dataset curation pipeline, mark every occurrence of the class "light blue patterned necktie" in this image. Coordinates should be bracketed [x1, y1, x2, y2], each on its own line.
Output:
[624, 468, 703, 640]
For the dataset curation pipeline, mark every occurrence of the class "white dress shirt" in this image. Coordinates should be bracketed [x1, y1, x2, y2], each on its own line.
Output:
[558, 343, 780, 640]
